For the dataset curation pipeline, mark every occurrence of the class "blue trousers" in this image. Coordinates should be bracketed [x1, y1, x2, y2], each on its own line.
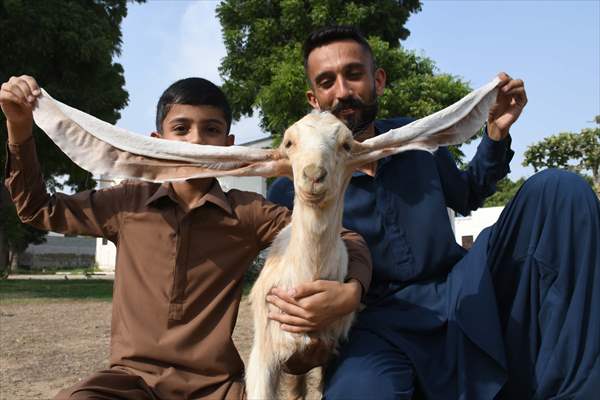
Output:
[324, 170, 600, 399]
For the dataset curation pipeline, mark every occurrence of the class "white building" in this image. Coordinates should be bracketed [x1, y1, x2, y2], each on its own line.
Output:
[453, 206, 504, 249]
[95, 136, 273, 272]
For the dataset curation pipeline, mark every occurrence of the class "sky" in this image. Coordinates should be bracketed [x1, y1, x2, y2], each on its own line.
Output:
[116, 0, 600, 179]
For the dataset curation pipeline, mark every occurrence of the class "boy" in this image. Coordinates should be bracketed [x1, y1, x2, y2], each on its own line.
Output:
[1, 75, 371, 399]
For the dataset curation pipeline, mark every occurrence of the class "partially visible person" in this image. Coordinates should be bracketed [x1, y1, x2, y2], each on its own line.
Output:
[1, 75, 372, 399]
[267, 26, 600, 399]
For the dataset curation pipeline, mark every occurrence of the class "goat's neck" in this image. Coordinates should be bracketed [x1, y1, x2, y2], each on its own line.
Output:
[287, 190, 346, 277]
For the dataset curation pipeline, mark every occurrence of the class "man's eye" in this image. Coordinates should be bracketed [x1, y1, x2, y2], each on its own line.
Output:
[319, 79, 333, 89]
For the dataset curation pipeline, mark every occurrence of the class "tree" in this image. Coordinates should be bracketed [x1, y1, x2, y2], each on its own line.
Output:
[483, 177, 525, 207]
[216, 0, 473, 162]
[0, 0, 143, 277]
[523, 116, 600, 193]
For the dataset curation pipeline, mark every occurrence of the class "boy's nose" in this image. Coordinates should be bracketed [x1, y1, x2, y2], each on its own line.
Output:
[188, 129, 204, 145]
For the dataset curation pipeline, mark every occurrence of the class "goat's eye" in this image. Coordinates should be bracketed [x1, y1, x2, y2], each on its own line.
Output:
[342, 142, 352, 152]
[285, 140, 293, 149]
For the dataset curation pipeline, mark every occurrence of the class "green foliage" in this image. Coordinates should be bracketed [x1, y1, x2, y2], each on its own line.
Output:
[523, 116, 600, 192]
[0, 0, 144, 275]
[0, 279, 114, 303]
[483, 177, 525, 207]
[217, 1, 473, 163]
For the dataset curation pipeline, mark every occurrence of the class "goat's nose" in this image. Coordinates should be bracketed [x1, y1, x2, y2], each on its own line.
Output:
[303, 165, 327, 183]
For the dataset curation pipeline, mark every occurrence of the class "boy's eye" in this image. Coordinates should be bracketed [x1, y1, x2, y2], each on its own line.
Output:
[173, 125, 187, 134]
[206, 126, 223, 135]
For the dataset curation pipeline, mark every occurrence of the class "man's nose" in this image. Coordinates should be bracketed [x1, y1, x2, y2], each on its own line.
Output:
[334, 76, 352, 99]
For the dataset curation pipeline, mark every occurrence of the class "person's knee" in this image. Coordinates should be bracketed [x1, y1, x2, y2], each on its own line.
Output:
[325, 366, 414, 399]
[527, 168, 591, 195]
[520, 168, 595, 204]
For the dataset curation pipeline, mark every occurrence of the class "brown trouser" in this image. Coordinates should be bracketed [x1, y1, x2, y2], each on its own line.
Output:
[54, 368, 159, 400]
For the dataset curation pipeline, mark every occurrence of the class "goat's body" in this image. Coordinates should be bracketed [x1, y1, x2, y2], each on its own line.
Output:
[246, 199, 354, 399]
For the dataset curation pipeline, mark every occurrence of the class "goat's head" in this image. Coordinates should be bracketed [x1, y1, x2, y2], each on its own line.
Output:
[279, 112, 355, 207]
[32, 77, 502, 187]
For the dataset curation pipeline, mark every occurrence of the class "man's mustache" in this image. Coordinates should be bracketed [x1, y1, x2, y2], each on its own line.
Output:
[330, 96, 371, 115]
[329, 96, 379, 137]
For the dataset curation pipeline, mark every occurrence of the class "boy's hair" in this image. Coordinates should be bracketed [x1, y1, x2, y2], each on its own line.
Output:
[155, 78, 232, 133]
[303, 25, 375, 71]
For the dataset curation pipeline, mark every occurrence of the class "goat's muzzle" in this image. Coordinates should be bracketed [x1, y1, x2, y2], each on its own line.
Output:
[302, 165, 327, 184]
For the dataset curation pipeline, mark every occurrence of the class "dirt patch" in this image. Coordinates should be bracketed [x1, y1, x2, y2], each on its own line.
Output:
[0, 299, 320, 399]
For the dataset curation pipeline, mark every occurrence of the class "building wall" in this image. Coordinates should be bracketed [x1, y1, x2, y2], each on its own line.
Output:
[21, 233, 96, 270]
[453, 206, 504, 249]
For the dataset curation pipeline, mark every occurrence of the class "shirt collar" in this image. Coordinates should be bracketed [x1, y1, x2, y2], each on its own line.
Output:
[145, 179, 234, 215]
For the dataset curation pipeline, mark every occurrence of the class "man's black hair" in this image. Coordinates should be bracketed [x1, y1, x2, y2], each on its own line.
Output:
[155, 77, 232, 133]
[302, 25, 375, 70]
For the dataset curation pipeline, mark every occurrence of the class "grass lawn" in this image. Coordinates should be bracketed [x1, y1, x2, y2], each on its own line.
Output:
[0, 279, 114, 303]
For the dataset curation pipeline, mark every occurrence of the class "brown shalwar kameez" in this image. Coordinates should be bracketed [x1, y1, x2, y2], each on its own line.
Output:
[4, 138, 372, 400]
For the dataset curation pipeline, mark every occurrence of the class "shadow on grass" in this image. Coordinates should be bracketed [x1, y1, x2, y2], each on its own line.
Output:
[0, 279, 114, 303]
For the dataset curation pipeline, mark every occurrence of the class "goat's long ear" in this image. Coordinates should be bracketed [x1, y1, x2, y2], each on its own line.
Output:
[32, 89, 291, 182]
[349, 77, 502, 167]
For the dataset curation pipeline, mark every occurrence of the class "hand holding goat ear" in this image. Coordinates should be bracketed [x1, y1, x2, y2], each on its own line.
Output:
[29, 77, 503, 399]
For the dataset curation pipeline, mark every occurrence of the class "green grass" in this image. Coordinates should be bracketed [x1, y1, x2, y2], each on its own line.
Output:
[0, 279, 114, 303]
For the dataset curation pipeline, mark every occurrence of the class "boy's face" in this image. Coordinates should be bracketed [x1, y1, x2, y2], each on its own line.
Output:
[152, 104, 234, 146]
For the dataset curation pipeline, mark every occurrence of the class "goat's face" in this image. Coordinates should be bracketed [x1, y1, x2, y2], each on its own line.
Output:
[280, 112, 355, 207]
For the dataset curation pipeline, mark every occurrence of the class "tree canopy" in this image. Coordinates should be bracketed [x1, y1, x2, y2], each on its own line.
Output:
[216, 0, 473, 160]
[483, 177, 525, 207]
[523, 116, 600, 193]
[0, 0, 143, 275]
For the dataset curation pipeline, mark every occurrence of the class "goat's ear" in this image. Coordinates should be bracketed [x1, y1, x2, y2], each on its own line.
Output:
[32, 89, 291, 182]
[349, 77, 502, 168]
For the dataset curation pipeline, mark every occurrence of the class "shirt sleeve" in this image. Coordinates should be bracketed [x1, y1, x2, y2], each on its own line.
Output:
[435, 128, 514, 215]
[341, 228, 372, 299]
[4, 137, 122, 241]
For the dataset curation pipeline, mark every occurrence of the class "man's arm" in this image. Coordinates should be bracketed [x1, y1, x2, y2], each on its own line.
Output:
[437, 73, 527, 215]
[2, 75, 122, 240]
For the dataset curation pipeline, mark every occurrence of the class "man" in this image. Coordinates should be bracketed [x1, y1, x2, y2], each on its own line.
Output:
[268, 26, 600, 399]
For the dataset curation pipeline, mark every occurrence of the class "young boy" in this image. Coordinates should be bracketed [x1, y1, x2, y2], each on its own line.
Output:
[1, 75, 371, 399]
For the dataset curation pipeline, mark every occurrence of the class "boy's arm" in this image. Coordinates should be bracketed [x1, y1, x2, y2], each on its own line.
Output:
[2, 76, 121, 240]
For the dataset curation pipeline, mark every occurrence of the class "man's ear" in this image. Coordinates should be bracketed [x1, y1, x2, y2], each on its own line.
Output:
[226, 134, 235, 146]
[374, 67, 386, 96]
[150, 131, 162, 138]
[306, 89, 320, 110]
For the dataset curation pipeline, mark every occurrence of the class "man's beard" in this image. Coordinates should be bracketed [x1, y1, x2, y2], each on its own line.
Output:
[329, 92, 379, 137]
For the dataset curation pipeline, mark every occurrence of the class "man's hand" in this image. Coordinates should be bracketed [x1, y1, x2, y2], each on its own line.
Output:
[0, 75, 41, 144]
[266, 279, 362, 333]
[487, 72, 528, 141]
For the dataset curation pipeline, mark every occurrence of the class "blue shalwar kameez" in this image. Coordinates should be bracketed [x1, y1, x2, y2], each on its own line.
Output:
[267, 117, 600, 399]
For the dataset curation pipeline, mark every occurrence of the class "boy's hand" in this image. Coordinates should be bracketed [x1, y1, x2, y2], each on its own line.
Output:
[0, 75, 41, 144]
[266, 279, 361, 333]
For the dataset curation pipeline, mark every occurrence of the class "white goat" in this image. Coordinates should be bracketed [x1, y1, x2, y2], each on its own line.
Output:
[31, 77, 502, 400]
[245, 112, 359, 400]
